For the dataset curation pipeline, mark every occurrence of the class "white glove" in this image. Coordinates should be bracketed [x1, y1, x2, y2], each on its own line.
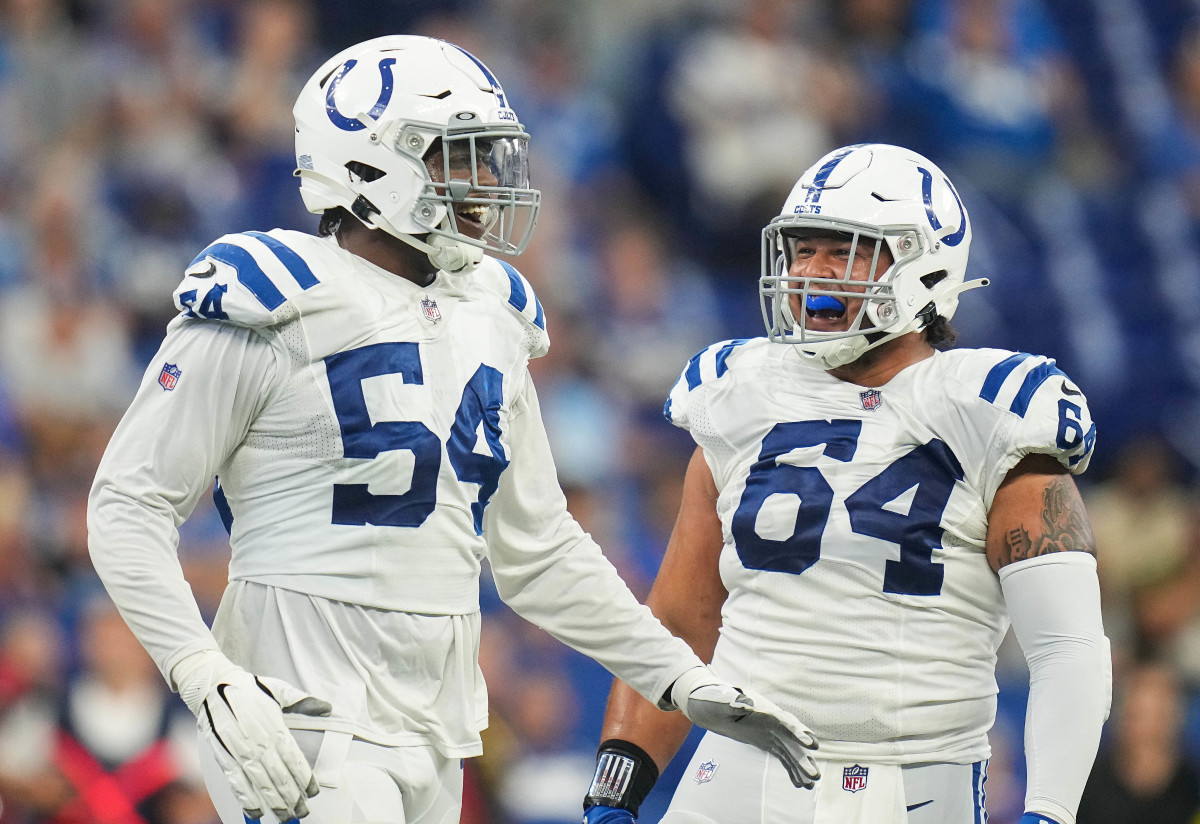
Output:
[173, 650, 332, 821]
[669, 666, 820, 789]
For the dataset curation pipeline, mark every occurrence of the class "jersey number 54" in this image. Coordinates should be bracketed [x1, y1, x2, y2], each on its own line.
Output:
[325, 341, 507, 535]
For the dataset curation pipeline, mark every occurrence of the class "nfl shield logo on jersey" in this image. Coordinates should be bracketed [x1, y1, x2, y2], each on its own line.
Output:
[421, 297, 442, 323]
[842, 764, 868, 793]
[859, 389, 882, 411]
[693, 760, 718, 785]
[158, 363, 182, 391]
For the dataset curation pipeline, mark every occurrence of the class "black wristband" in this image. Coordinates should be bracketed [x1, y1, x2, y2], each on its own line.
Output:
[583, 739, 660, 816]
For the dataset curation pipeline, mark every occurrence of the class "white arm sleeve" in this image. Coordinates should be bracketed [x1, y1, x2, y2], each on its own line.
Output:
[999, 552, 1112, 824]
[87, 320, 282, 688]
[484, 377, 703, 707]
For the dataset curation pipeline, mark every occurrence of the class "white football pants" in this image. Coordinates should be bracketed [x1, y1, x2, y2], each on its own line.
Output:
[663, 733, 988, 824]
[200, 729, 463, 824]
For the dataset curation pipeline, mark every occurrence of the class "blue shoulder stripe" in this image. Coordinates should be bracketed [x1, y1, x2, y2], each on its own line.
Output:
[192, 243, 285, 310]
[684, 339, 749, 390]
[683, 349, 705, 390]
[189, 233, 321, 311]
[978, 352, 1070, 418]
[498, 260, 545, 330]
[246, 231, 320, 288]
[714, 339, 751, 377]
[979, 353, 1031, 403]
[1009, 360, 1069, 418]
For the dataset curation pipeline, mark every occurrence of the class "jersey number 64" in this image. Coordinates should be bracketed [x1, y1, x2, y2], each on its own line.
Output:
[731, 419, 963, 597]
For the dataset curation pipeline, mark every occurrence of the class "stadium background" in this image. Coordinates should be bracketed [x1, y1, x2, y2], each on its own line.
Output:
[0, 0, 1198, 822]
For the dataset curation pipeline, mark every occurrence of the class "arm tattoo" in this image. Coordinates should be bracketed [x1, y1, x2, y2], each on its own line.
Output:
[1007, 476, 1096, 563]
[1006, 526, 1032, 560]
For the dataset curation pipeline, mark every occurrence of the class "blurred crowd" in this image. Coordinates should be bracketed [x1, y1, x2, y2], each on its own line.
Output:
[0, 0, 1198, 822]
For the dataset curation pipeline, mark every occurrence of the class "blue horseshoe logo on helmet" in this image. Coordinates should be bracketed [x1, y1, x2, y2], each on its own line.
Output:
[918, 168, 968, 247]
[325, 57, 397, 131]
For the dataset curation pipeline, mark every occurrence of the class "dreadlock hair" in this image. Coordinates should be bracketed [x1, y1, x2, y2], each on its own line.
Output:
[318, 207, 353, 237]
[923, 315, 958, 350]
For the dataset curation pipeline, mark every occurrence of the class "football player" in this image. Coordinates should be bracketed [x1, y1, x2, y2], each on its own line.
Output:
[581, 144, 1110, 824]
[86, 36, 820, 824]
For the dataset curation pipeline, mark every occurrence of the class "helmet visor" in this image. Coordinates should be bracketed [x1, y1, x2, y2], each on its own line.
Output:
[420, 128, 540, 255]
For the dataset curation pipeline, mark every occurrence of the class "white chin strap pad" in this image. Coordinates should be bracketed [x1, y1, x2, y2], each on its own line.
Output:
[798, 336, 869, 370]
[427, 235, 484, 274]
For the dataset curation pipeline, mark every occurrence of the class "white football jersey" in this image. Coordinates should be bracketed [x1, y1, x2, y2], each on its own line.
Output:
[172, 229, 548, 613]
[664, 338, 1096, 764]
[89, 229, 704, 754]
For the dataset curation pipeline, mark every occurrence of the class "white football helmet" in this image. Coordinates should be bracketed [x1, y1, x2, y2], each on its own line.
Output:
[294, 35, 540, 273]
[760, 143, 987, 369]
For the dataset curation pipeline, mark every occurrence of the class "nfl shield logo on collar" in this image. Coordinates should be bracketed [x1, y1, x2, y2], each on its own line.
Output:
[158, 363, 181, 391]
[421, 297, 442, 323]
[842, 764, 868, 793]
[693, 760, 718, 785]
[860, 389, 882, 411]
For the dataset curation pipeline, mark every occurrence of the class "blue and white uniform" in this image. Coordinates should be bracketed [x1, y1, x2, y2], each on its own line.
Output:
[659, 337, 1097, 823]
[88, 230, 705, 761]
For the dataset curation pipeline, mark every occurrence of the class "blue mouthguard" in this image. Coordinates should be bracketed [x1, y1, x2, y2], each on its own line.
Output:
[805, 295, 845, 312]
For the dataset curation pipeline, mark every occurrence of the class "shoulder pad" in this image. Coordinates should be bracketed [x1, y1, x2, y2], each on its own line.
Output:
[494, 259, 545, 330]
[976, 351, 1097, 471]
[976, 351, 1075, 417]
[174, 231, 322, 328]
[664, 338, 753, 428]
[490, 259, 549, 357]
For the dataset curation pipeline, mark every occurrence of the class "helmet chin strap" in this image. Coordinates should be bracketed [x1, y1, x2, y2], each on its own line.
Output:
[424, 234, 484, 274]
[796, 335, 872, 370]
[296, 168, 484, 275]
[361, 207, 484, 276]
[796, 277, 991, 370]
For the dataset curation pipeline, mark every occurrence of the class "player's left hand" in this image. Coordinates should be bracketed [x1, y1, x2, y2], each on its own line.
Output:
[173, 650, 332, 822]
[669, 666, 820, 789]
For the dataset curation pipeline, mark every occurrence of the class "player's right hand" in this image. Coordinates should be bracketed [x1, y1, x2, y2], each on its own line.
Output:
[669, 666, 821, 789]
[172, 650, 332, 821]
[583, 804, 637, 824]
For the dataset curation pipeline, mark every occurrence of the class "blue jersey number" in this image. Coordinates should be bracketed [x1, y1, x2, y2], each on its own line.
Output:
[178, 283, 230, 320]
[730, 420, 964, 596]
[1056, 398, 1096, 467]
[326, 342, 507, 530]
[448, 364, 508, 534]
[730, 420, 861, 576]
